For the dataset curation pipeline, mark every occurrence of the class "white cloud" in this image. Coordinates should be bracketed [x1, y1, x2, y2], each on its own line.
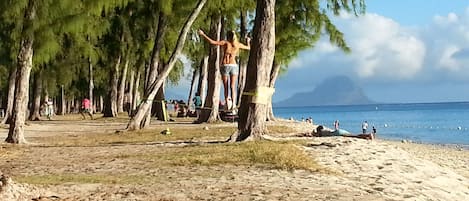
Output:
[333, 13, 427, 80]
[289, 13, 426, 81]
[434, 12, 459, 25]
[439, 45, 460, 70]
[276, 8, 469, 102]
[421, 8, 469, 81]
[172, 7, 469, 103]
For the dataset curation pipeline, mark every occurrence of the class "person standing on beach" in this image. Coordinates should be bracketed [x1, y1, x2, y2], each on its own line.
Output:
[45, 99, 54, 120]
[362, 121, 368, 134]
[334, 120, 340, 130]
[372, 126, 377, 140]
[80, 98, 93, 120]
[198, 29, 250, 113]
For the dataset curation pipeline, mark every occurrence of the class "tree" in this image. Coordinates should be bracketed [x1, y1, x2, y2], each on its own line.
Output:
[196, 13, 223, 123]
[2, 0, 132, 143]
[191, 0, 255, 124]
[233, 0, 366, 141]
[28, 69, 43, 121]
[232, 0, 276, 141]
[265, 0, 366, 121]
[5, 0, 36, 143]
[0, 11, 19, 125]
[127, 0, 207, 130]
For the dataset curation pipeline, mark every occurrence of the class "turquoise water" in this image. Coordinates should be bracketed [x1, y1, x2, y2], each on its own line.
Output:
[273, 102, 469, 146]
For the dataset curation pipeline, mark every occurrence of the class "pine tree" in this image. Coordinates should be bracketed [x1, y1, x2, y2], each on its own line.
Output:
[1, 0, 132, 143]
[127, 0, 207, 130]
[265, 0, 366, 121]
[234, 0, 366, 141]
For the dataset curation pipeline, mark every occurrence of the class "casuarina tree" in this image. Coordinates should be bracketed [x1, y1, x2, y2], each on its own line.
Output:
[1, 0, 132, 143]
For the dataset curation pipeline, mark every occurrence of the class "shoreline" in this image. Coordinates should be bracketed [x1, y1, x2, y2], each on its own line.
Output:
[278, 118, 469, 149]
[381, 138, 469, 150]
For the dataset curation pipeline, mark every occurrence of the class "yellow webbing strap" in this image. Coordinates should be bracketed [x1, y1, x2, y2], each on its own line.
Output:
[242, 86, 275, 105]
[161, 100, 167, 122]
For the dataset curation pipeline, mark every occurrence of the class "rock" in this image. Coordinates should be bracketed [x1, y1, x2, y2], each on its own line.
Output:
[0, 174, 53, 201]
[0, 174, 12, 192]
[203, 126, 209, 130]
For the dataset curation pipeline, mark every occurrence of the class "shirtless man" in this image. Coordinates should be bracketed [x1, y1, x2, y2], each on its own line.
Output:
[198, 29, 250, 113]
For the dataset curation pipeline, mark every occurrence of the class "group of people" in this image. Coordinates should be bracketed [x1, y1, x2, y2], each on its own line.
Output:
[43, 99, 54, 120]
[40, 97, 93, 120]
[300, 117, 313, 124]
[307, 119, 377, 140]
[360, 120, 377, 136]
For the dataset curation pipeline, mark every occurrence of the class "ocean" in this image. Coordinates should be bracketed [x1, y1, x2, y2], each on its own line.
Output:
[273, 102, 469, 146]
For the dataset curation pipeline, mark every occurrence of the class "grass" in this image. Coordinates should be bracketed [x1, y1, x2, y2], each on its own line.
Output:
[94, 141, 320, 172]
[33, 126, 237, 146]
[33, 123, 294, 147]
[2, 117, 324, 186]
[15, 141, 321, 185]
[158, 141, 320, 171]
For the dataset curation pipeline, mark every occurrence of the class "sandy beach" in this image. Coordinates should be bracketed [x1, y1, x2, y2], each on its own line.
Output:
[0, 119, 468, 201]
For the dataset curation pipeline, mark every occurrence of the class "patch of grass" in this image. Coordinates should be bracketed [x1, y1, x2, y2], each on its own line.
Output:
[35, 126, 237, 146]
[34, 125, 296, 147]
[106, 141, 321, 172]
[16, 174, 147, 185]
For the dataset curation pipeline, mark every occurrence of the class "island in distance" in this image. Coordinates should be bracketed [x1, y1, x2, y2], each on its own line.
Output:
[275, 75, 375, 107]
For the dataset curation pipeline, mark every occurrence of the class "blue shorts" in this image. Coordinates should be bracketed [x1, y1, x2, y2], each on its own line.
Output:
[221, 64, 239, 76]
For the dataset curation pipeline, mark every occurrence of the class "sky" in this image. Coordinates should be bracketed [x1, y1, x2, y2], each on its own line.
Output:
[168, 0, 469, 104]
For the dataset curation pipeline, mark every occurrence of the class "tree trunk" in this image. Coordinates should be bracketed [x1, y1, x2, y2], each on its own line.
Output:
[117, 58, 129, 113]
[66, 98, 71, 114]
[99, 96, 103, 113]
[6, 0, 35, 144]
[237, 10, 248, 107]
[152, 63, 167, 121]
[142, 12, 168, 127]
[103, 55, 121, 117]
[88, 57, 94, 113]
[28, 70, 42, 121]
[187, 68, 198, 112]
[59, 84, 65, 115]
[234, 0, 276, 142]
[237, 60, 248, 109]
[128, 68, 135, 114]
[71, 96, 76, 113]
[152, 83, 165, 121]
[132, 70, 141, 111]
[127, 0, 206, 130]
[197, 14, 222, 123]
[266, 62, 280, 121]
[1, 67, 17, 125]
[196, 56, 209, 107]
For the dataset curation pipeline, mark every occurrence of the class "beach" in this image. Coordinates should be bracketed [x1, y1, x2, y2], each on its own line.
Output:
[0, 119, 468, 200]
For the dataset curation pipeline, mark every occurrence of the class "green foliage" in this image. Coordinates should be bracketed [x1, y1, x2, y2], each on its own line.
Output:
[0, 65, 8, 90]
[326, 0, 366, 16]
[273, 0, 367, 76]
[0, 0, 366, 107]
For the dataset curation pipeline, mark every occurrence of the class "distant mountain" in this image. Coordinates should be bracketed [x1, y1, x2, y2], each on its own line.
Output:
[275, 76, 374, 107]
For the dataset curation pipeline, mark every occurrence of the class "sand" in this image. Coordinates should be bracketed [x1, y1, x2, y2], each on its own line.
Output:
[0, 119, 468, 201]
